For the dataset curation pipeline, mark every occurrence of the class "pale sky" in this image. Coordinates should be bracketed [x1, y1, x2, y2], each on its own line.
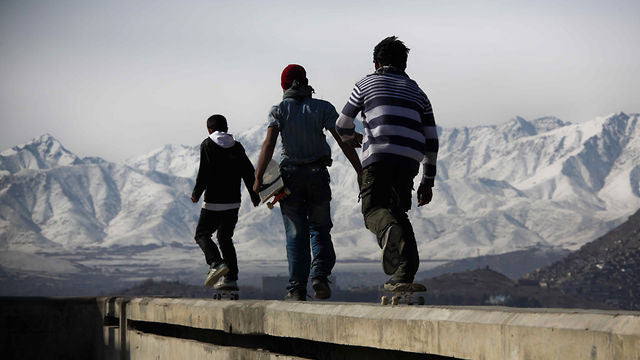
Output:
[1, 0, 639, 162]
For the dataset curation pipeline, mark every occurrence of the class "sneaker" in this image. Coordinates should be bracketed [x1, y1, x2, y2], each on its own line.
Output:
[383, 277, 410, 291]
[381, 224, 404, 275]
[312, 277, 331, 299]
[284, 287, 307, 301]
[204, 262, 229, 287]
[213, 276, 239, 291]
[383, 278, 426, 293]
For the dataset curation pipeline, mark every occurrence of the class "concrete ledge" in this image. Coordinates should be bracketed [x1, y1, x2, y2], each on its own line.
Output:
[117, 298, 640, 360]
[4, 297, 637, 359]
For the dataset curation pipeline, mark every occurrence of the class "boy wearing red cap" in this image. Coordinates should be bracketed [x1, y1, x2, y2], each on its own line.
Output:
[254, 64, 362, 301]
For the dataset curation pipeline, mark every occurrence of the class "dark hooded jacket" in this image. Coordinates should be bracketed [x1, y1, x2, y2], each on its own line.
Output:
[191, 133, 260, 205]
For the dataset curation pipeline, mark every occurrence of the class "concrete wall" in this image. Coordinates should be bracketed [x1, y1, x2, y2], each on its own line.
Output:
[2, 296, 639, 359]
[113, 298, 640, 360]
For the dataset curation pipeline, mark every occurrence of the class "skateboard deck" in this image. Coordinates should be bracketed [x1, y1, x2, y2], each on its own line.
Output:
[258, 159, 290, 209]
[380, 283, 426, 306]
[213, 288, 239, 300]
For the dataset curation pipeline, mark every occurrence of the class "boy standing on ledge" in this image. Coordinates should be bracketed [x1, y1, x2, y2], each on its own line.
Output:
[191, 114, 261, 290]
[336, 36, 439, 289]
[253, 64, 362, 301]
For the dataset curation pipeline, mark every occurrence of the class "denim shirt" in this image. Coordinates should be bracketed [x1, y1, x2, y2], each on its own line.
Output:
[267, 95, 338, 166]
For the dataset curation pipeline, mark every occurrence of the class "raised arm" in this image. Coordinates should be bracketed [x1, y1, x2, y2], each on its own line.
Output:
[253, 126, 279, 193]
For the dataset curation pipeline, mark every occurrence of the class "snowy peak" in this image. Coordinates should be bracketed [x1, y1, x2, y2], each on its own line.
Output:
[498, 116, 569, 141]
[499, 116, 538, 141]
[561, 112, 638, 193]
[0, 134, 80, 175]
[530, 116, 568, 133]
[124, 125, 269, 179]
[437, 113, 638, 183]
[125, 144, 199, 179]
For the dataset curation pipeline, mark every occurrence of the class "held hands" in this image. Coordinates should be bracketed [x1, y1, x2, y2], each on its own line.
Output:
[250, 192, 261, 207]
[345, 133, 364, 148]
[417, 183, 433, 207]
[252, 177, 263, 194]
[194, 193, 261, 207]
[252, 176, 263, 207]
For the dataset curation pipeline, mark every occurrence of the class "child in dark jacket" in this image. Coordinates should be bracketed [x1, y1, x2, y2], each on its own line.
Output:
[191, 114, 260, 290]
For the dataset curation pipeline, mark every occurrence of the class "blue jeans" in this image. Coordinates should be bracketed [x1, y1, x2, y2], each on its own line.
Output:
[279, 164, 335, 291]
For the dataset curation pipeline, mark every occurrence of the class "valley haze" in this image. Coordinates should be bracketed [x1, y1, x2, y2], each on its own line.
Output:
[0, 112, 639, 296]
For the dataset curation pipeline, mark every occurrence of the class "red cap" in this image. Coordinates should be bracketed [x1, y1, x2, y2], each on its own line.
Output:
[281, 64, 308, 90]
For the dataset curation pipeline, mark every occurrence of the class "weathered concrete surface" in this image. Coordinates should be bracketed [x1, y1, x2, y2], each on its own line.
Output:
[127, 330, 309, 360]
[3, 296, 638, 359]
[103, 325, 121, 360]
[120, 298, 640, 360]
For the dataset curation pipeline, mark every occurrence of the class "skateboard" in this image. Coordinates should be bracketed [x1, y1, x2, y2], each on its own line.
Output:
[258, 159, 290, 209]
[380, 283, 426, 306]
[213, 287, 240, 300]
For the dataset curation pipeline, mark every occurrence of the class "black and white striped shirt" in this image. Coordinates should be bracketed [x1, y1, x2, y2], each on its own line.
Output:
[336, 66, 438, 186]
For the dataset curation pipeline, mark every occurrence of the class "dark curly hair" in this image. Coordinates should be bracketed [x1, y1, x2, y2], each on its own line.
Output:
[373, 36, 410, 70]
[207, 114, 228, 132]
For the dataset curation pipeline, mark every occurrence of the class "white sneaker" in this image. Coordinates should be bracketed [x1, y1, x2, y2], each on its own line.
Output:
[204, 262, 229, 287]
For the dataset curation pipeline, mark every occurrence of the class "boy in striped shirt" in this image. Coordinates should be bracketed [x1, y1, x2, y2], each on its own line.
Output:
[336, 36, 439, 288]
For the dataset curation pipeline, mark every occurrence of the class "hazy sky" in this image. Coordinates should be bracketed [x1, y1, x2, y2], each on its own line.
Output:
[2, 0, 639, 161]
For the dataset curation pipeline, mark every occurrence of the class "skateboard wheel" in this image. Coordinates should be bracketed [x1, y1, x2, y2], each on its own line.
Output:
[267, 203, 274, 210]
[381, 296, 389, 305]
[233, 294, 239, 300]
[391, 296, 399, 306]
[417, 296, 425, 305]
[284, 188, 291, 195]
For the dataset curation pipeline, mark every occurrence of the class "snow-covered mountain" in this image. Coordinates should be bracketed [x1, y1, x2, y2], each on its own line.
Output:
[0, 134, 81, 176]
[1, 112, 639, 268]
[0, 135, 197, 253]
[126, 144, 200, 179]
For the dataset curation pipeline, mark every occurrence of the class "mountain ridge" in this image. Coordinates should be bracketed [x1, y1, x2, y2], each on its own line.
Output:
[1, 112, 638, 266]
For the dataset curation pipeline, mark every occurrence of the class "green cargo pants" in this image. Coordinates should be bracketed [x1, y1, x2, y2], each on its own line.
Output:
[360, 162, 420, 282]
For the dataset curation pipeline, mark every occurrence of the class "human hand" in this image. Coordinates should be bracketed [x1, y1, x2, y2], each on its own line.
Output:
[191, 196, 198, 203]
[417, 183, 433, 207]
[253, 178, 262, 194]
[251, 195, 261, 207]
[346, 133, 363, 148]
